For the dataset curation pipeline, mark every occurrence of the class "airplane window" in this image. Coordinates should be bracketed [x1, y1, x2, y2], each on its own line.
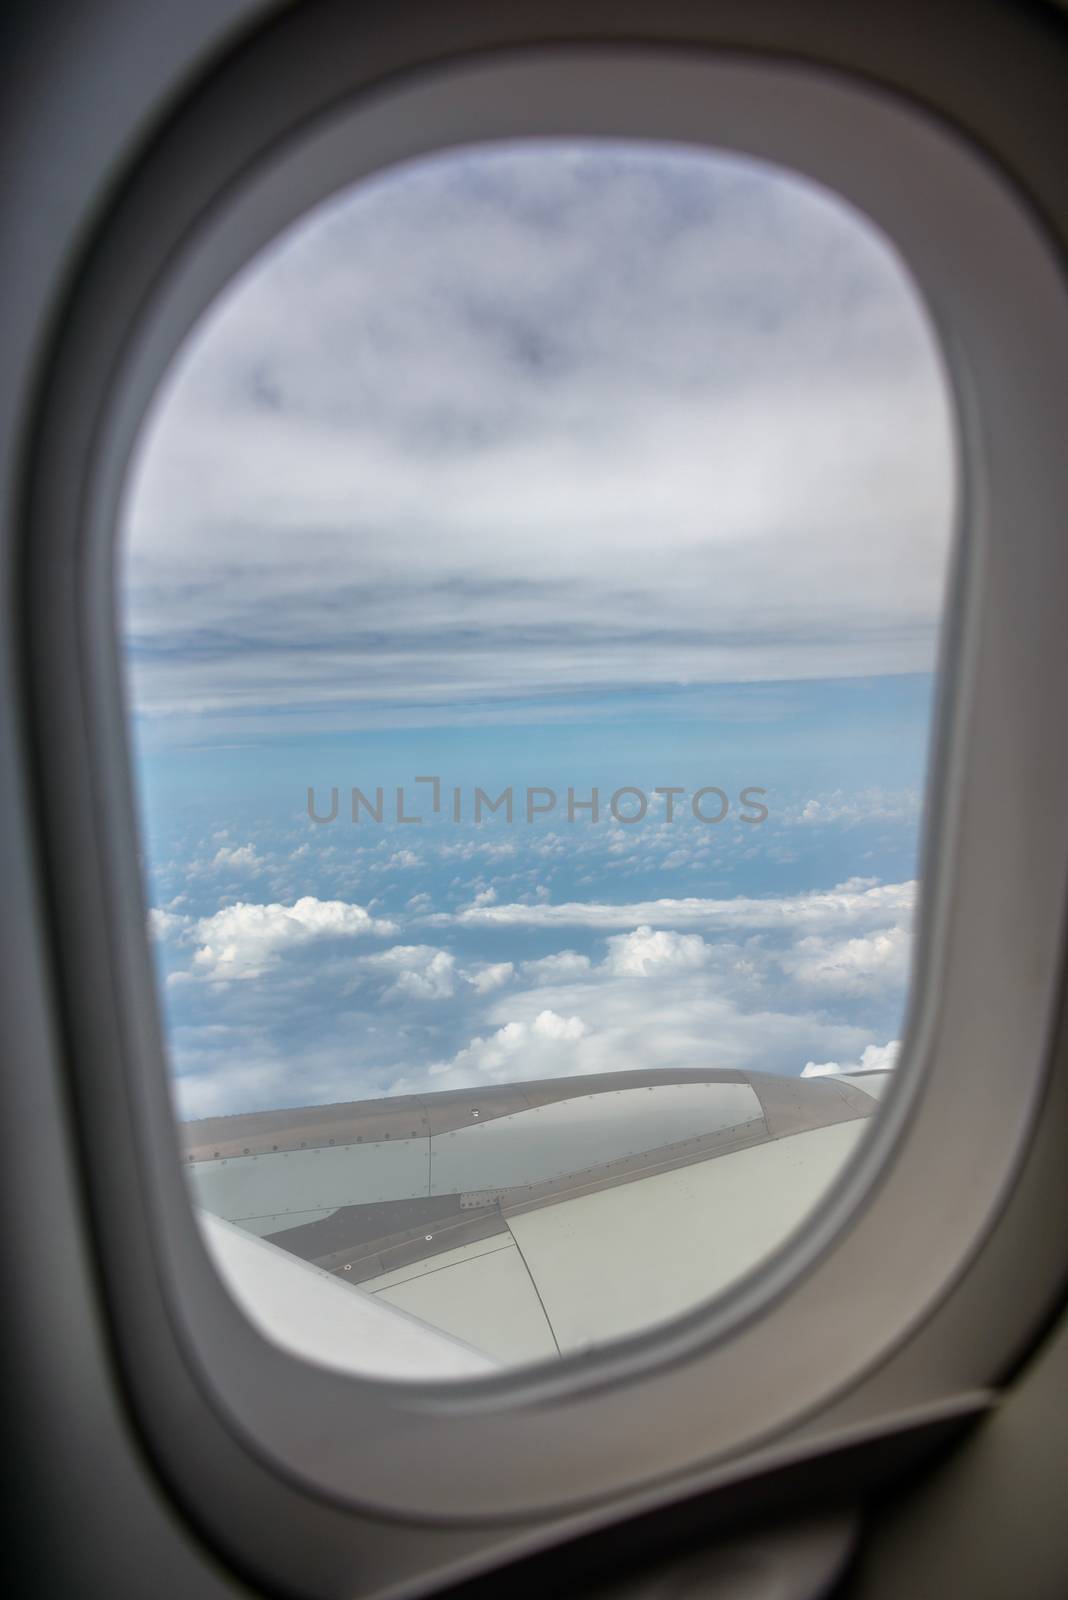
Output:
[119, 140, 954, 1378]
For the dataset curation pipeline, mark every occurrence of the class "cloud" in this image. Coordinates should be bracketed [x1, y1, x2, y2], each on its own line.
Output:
[165, 857, 918, 1107]
[190, 896, 396, 980]
[531, 1010, 589, 1042]
[361, 944, 457, 1001]
[174, 1058, 296, 1120]
[391, 909, 894, 1097]
[170, 1026, 393, 1120]
[211, 842, 262, 870]
[464, 961, 515, 995]
[163, 855, 915, 1109]
[794, 789, 922, 828]
[401, 958, 877, 1095]
[520, 951, 594, 984]
[783, 924, 910, 995]
[422, 1010, 591, 1090]
[435, 878, 915, 934]
[122, 142, 952, 737]
[802, 1040, 901, 1078]
[147, 907, 190, 941]
[602, 925, 711, 977]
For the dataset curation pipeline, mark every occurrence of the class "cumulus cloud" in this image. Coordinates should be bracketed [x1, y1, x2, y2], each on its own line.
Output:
[802, 1040, 901, 1078]
[531, 1011, 589, 1042]
[361, 944, 457, 1001]
[520, 951, 594, 984]
[783, 923, 911, 995]
[464, 961, 515, 995]
[422, 1010, 591, 1090]
[795, 789, 922, 828]
[153, 814, 926, 1112]
[390, 908, 896, 1096]
[211, 842, 262, 870]
[402, 960, 877, 1096]
[147, 907, 190, 941]
[191, 896, 396, 980]
[602, 925, 711, 977]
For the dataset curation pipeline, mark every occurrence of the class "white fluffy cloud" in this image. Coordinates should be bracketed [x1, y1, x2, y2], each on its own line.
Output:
[159, 832, 922, 1112]
[148, 907, 190, 941]
[359, 949, 518, 1002]
[795, 790, 921, 828]
[520, 951, 594, 984]
[211, 842, 262, 870]
[191, 896, 397, 980]
[602, 925, 711, 977]
[783, 923, 911, 995]
[360, 944, 457, 1001]
[464, 961, 515, 995]
[422, 1010, 591, 1090]
[802, 1040, 901, 1077]
[397, 951, 878, 1097]
[172, 867, 916, 1101]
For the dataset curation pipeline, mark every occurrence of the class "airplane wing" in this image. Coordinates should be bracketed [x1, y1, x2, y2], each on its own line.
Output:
[184, 1067, 886, 1370]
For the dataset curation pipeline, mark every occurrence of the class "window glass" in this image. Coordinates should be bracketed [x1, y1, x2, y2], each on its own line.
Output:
[121, 141, 954, 1378]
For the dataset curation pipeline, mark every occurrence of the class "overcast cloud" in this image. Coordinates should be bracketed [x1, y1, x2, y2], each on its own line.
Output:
[122, 140, 953, 730]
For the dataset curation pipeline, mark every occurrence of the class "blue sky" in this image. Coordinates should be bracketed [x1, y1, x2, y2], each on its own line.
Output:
[120, 141, 954, 1119]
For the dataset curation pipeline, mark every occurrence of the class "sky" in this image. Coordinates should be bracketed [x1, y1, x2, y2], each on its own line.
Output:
[120, 139, 955, 1121]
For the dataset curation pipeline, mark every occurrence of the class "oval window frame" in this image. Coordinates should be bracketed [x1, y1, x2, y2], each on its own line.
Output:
[22, 41, 1068, 1524]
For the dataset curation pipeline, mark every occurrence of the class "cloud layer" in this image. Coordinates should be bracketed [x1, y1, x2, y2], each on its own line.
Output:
[159, 863, 915, 1114]
[432, 877, 914, 933]
[122, 141, 953, 734]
